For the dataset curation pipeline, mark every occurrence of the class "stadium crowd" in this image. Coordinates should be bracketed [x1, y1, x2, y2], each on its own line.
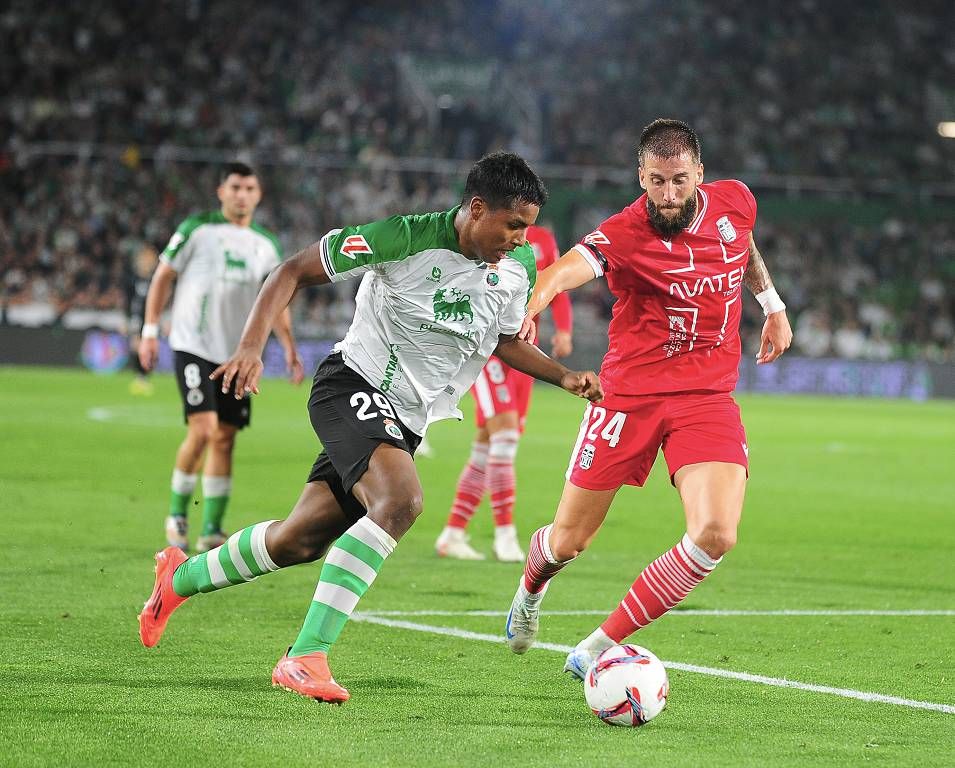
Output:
[1, 0, 954, 361]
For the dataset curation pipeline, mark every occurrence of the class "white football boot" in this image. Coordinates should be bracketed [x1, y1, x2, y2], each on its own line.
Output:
[563, 647, 596, 681]
[165, 515, 188, 552]
[492, 524, 525, 562]
[504, 580, 548, 653]
[435, 527, 486, 560]
[564, 628, 615, 680]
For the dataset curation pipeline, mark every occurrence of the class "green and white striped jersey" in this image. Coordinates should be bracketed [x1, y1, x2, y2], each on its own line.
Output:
[319, 206, 536, 435]
[160, 211, 282, 364]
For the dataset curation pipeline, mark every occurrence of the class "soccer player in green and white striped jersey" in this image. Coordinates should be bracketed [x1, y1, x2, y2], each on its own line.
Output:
[138, 153, 604, 704]
[139, 163, 304, 554]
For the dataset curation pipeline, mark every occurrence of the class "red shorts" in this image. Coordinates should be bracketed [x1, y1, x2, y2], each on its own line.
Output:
[565, 392, 748, 490]
[471, 355, 534, 432]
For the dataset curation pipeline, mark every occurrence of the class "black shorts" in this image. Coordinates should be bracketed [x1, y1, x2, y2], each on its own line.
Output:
[306, 353, 421, 522]
[174, 350, 252, 429]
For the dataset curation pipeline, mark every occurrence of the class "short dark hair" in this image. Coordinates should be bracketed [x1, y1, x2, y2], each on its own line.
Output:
[219, 162, 256, 183]
[462, 152, 548, 210]
[638, 119, 702, 166]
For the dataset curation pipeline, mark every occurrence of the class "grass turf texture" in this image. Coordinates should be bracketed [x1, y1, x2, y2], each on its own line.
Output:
[1, 365, 953, 767]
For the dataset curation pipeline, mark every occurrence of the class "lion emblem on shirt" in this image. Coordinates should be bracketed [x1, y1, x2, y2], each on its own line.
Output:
[432, 287, 474, 324]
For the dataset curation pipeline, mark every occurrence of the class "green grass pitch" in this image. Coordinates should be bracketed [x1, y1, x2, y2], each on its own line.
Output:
[1, 366, 953, 766]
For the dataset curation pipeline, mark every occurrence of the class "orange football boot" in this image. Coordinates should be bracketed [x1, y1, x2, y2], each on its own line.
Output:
[272, 649, 350, 703]
[138, 546, 189, 647]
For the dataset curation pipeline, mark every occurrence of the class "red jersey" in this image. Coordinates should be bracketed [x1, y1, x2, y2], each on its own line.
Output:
[526, 225, 572, 334]
[573, 179, 756, 403]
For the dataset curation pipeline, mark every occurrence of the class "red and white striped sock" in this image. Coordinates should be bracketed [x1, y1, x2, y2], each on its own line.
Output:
[601, 533, 722, 642]
[488, 429, 519, 527]
[447, 442, 488, 529]
[522, 524, 574, 594]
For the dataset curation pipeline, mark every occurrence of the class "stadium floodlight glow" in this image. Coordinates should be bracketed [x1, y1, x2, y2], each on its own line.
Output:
[937, 122, 955, 138]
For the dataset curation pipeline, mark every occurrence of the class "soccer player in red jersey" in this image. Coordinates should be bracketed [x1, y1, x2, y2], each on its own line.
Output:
[435, 225, 574, 562]
[503, 119, 793, 677]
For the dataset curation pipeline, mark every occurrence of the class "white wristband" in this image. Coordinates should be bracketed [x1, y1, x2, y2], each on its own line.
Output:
[141, 323, 159, 339]
[755, 288, 786, 316]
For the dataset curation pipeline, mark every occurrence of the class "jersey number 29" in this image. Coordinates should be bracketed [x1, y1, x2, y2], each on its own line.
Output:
[350, 391, 396, 421]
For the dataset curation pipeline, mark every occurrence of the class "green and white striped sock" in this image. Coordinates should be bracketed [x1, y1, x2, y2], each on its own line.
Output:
[170, 469, 197, 518]
[289, 517, 397, 657]
[172, 520, 279, 597]
[201, 475, 231, 535]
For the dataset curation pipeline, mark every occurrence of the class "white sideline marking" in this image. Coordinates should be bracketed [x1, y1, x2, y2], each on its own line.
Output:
[351, 613, 955, 715]
[88, 406, 128, 422]
[360, 609, 955, 618]
[86, 405, 169, 427]
[86, 404, 302, 430]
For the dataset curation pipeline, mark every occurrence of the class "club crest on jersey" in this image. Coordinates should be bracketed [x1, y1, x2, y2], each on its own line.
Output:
[340, 234, 373, 260]
[716, 216, 737, 243]
[427, 266, 442, 282]
[383, 418, 403, 440]
[486, 265, 500, 286]
[579, 443, 596, 470]
[433, 287, 473, 324]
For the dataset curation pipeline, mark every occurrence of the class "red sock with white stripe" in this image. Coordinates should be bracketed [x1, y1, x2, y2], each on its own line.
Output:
[522, 524, 575, 594]
[446, 442, 488, 529]
[487, 429, 519, 527]
[600, 533, 721, 642]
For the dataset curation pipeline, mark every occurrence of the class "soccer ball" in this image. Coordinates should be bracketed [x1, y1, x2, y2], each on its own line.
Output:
[583, 644, 669, 726]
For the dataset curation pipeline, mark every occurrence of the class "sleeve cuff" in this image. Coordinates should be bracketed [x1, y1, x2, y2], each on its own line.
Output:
[320, 229, 346, 282]
[573, 244, 604, 278]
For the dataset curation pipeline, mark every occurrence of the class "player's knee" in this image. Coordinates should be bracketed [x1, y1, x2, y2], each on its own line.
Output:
[187, 418, 217, 445]
[549, 527, 590, 561]
[368, 490, 424, 532]
[693, 524, 737, 559]
[210, 430, 236, 452]
[393, 491, 425, 523]
[488, 429, 520, 461]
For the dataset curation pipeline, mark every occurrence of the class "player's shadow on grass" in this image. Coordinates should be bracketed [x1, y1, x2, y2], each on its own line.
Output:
[186, 675, 273, 692]
[350, 675, 429, 692]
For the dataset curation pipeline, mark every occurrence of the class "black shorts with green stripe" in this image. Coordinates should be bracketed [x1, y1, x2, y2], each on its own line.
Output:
[306, 353, 421, 522]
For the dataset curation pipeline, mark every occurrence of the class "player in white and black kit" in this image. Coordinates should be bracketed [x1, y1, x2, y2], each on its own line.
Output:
[139, 163, 304, 554]
[138, 153, 603, 704]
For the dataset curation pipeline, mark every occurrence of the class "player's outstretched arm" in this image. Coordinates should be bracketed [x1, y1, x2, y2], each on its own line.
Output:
[211, 241, 331, 397]
[745, 234, 793, 365]
[494, 334, 602, 402]
[272, 307, 305, 385]
[138, 262, 177, 372]
[520, 249, 597, 343]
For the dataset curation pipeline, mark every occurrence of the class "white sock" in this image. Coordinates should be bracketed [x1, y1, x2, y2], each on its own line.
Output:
[517, 578, 548, 604]
[171, 468, 198, 496]
[578, 626, 615, 655]
[495, 524, 518, 540]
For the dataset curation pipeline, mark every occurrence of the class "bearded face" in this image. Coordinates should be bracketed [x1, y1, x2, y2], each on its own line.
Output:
[646, 194, 698, 239]
[638, 151, 703, 239]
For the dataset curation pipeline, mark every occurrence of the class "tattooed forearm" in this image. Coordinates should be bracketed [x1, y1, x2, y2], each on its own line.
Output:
[744, 234, 773, 295]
